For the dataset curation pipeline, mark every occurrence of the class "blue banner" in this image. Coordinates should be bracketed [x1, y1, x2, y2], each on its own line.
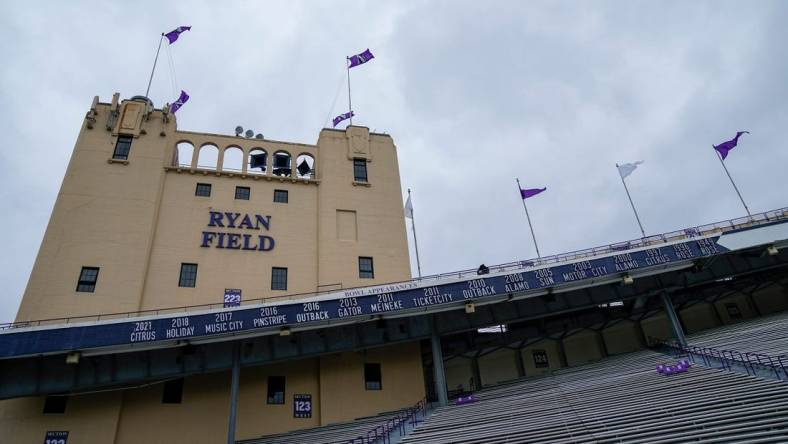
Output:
[0, 237, 727, 359]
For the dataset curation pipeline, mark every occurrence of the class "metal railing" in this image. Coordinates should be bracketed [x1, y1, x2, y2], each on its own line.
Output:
[341, 398, 427, 444]
[2, 207, 786, 331]
[655, 339, 788, 381]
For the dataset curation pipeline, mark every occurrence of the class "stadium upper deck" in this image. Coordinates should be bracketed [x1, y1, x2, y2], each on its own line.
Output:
[1, 207, 786, 361]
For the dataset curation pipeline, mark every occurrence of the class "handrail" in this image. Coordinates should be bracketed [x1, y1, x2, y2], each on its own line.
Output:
[341, 398, 426, 444]
[3, 207, 786, 330]
[654, 338, 788, 381]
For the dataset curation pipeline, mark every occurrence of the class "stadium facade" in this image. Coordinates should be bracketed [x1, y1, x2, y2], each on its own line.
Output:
[2, 94, 788, 444]
[1, 94, 424, 442]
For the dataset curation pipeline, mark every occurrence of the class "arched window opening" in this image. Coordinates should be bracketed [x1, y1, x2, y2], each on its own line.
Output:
[174, 142, 194, 168]
[197, 144, 219, 170]
[272, 151, 292, 177]
[295, 154, 315, 179]
[248, 148, 267, 175]
[222, 146, 243, 172]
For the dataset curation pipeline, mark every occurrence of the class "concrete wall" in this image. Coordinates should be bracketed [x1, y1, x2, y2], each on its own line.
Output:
[602, 320, 645, 355]
[444, 357, 474, 392]
[478, 348, 519, 387]
[562, 329, 605, 366]
[679, 301, 720, 334]
[0, 392, 122, 444]
[318, 342, 425, 425]
[751, 282, 788, 315]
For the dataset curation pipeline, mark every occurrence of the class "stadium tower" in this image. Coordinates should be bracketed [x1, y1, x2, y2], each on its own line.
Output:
[1, 94, 425, 442]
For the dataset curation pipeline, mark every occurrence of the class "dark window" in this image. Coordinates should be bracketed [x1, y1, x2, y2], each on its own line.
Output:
[267, 376, 286, 404]
[195, 183, 212, 197]
[76, 266, 99, 292]
[273, 189, 288, 203]
[43, 395, 68, 414]
[113, 135, 133, 160]
[235, 186, 250, 200]
[179, 263, 198, 288]
[271, 267, 288, 291]
[353, 158, 368, 182]
[162, 378, 184, 404]
[359, 257, 374, 279]
[364, 363, 382, 390]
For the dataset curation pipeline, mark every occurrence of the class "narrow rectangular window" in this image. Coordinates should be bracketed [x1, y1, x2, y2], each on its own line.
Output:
[353, 158, 368, 182]
[364, 363, 382, 390]
[273, 189, 288, 203]
[235, 186, 250, 200]
[195, 183, 212, 197]
[162, 378, 184, 404]
[179, 263, 198, 288]
[271, 267, 288, 291]
[113, 135, 133, 160]
[43, 395, 68, 414]
[267, 376, 286, 404]
[76, 266, 99, 292]
[359, 257, 374, 279]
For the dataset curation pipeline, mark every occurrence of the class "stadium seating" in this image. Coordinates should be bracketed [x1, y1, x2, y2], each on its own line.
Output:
[685, 312, 788, 356]
[400, 350, 788, 443]
[238, 406, 423, 444]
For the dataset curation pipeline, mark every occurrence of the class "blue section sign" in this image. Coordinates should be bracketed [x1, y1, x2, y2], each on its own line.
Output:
[224, 289, 242, 308]
[294, 394, 312, 418]
[44, 431, 68, 444]
[0, 237, 727, 358]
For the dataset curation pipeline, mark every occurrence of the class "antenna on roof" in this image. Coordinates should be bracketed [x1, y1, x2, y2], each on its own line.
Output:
[235, 126, 244, 136]
[245, 129, 254, 138]
[255, 133, 264, 139]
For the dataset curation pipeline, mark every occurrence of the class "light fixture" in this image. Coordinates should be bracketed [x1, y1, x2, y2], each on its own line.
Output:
[465, 302, 475, 314]
[65, 351, 80, 364]
[279, 327, 291, 336]
[622, 274, 634, 285]
[767, 245, 779, 256]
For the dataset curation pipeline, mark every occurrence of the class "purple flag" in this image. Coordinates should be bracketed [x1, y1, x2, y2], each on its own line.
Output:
[170, 90, 189, 113]
[520, 187, 546, 200]
[348, 49, 374, 68]
[164, 26, 191, 44]
[714, 131, 749, 160]
[333, 111, 354, 127]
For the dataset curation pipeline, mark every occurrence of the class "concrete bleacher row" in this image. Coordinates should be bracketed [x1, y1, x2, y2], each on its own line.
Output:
[237, 408, 413, 444]
[686, 311, 788, 357]
[401, 350, 788, 443]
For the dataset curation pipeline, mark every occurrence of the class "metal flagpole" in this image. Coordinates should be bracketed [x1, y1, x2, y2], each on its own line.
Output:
[616, 164, 647, 238]
[516, 179, 541, 258]
[145, 34, 165, 99]
[346, 58, 353, 126]
[713, 147, 751, 217]
[408, 189, 423, 278]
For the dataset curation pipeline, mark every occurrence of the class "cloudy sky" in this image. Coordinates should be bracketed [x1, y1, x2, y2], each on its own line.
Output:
[1, 1, 787, 322]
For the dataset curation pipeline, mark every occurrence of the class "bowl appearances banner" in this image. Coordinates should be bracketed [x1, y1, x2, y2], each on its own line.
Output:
[0, 236, 729, 358]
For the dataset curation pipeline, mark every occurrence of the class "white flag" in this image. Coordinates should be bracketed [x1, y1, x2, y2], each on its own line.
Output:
[617, 161, 644, 180]
[404, 195, 413, 219]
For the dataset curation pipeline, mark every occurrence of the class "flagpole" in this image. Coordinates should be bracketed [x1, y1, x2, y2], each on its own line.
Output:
[346, 58, 353, 126]
[516, 179, 541, 258]
[713, 147, 751, 217]
[408, 189, 423, 278]
[616, 164, 646, 238]
[145, 34, 165, 99]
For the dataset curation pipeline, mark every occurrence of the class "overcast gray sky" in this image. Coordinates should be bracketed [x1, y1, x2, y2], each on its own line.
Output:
[1, 1, 787, 323]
